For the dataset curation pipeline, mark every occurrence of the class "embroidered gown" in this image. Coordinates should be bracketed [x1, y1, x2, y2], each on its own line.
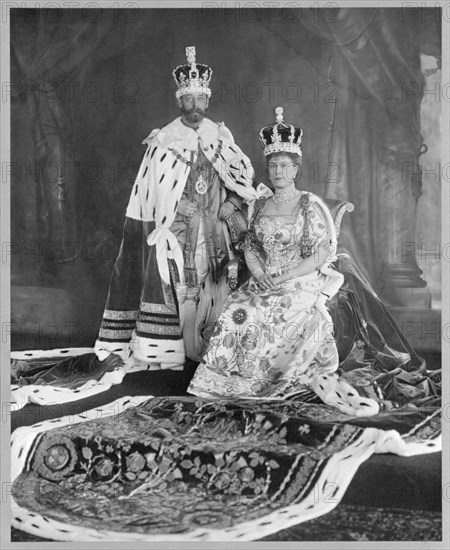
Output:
[188, 193, 342, 398]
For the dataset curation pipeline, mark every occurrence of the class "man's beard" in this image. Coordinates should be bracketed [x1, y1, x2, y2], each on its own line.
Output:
[182, 107, 206, 124]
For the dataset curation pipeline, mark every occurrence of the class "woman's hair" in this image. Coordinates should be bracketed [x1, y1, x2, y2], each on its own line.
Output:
[265, 151, 302, 169]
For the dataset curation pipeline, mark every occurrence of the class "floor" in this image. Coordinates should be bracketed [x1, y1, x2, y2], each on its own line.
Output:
[9, 350, 442, 542]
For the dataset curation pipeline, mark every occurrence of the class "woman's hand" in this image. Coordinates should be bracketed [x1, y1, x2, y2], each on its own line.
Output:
[178, 198, 197, 218]
[270, 239, 333, 282]
[271, 274, 285, 286]
[254, 271, 277, 290]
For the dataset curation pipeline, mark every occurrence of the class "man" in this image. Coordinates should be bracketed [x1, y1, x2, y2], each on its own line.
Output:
[94, 46, 257, 371]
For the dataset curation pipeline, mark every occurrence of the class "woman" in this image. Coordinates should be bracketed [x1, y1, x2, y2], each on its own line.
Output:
[187, 108, 380, 416]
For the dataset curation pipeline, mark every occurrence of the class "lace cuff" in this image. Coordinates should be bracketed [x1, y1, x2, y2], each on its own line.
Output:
[240, 228, 264, 257]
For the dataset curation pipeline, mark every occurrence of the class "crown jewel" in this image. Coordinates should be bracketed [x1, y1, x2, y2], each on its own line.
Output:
[259, 107, 303, 157]
[173, 46, 213, 99]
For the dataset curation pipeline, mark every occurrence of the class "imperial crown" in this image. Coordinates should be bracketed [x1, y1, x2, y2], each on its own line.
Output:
[173, 46, 213, 99]
[259, 107, 303, 157]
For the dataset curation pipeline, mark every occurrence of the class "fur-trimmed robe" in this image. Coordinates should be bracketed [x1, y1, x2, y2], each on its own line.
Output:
[95, 117, 257, 369]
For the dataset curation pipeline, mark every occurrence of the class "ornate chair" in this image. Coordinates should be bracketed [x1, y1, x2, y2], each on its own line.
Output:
[322, 198, 355, 241]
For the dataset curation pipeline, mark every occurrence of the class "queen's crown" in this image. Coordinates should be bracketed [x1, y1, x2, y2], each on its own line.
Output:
[259, 107, 303, 157]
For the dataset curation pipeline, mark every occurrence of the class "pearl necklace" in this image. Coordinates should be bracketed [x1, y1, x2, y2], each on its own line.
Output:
[272, 185, 300, 210]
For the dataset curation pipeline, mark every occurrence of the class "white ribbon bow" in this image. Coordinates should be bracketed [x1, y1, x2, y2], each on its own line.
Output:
[255, 182, 274, 199]
[147, 227, 185, 285]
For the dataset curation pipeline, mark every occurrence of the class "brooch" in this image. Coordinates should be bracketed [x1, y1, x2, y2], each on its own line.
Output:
[195, 175, 208, 195]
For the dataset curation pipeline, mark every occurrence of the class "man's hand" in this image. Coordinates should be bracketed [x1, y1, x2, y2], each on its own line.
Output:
[178, 198, 198, 218]
[218, 201, 236, 221]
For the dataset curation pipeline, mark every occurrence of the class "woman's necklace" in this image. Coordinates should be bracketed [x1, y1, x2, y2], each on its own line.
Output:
[272, 185, 300, 210]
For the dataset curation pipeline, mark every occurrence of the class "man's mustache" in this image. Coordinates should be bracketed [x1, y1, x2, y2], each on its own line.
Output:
[184, 107, 205, 115]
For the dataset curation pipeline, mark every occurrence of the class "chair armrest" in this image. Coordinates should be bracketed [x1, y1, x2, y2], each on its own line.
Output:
[322, 199, 355, 240]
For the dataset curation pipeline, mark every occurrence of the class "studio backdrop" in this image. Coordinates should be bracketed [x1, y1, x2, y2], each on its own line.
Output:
[9, 7, 441, 349]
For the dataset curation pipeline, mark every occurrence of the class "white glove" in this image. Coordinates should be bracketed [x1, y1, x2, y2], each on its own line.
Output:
[314, 292, 331, 322]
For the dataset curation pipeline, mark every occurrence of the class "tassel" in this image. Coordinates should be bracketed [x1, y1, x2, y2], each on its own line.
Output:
[183, 240, 198, 288]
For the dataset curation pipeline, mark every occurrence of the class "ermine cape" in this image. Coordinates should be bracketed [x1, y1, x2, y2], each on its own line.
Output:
[95, 117, 257, 368]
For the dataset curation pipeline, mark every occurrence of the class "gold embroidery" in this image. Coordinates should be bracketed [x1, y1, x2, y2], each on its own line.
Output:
[140, 302, 177, 315]
[136, 322, 182, 336]
[99, 328, 134, 339]
[103, 309, 138, 320]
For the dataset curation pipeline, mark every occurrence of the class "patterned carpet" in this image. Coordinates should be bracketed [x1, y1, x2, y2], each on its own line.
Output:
[11, 395, 441, 542]
[11, 504, 441, 542]
[10, 351, 442, 542]
[262, 504, 442, 541]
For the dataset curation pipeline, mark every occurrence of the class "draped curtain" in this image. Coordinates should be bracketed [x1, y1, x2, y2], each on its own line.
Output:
[259, 7, 441, 299]
[10, 10, 142, 285]
[10, 7, 440, 298]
